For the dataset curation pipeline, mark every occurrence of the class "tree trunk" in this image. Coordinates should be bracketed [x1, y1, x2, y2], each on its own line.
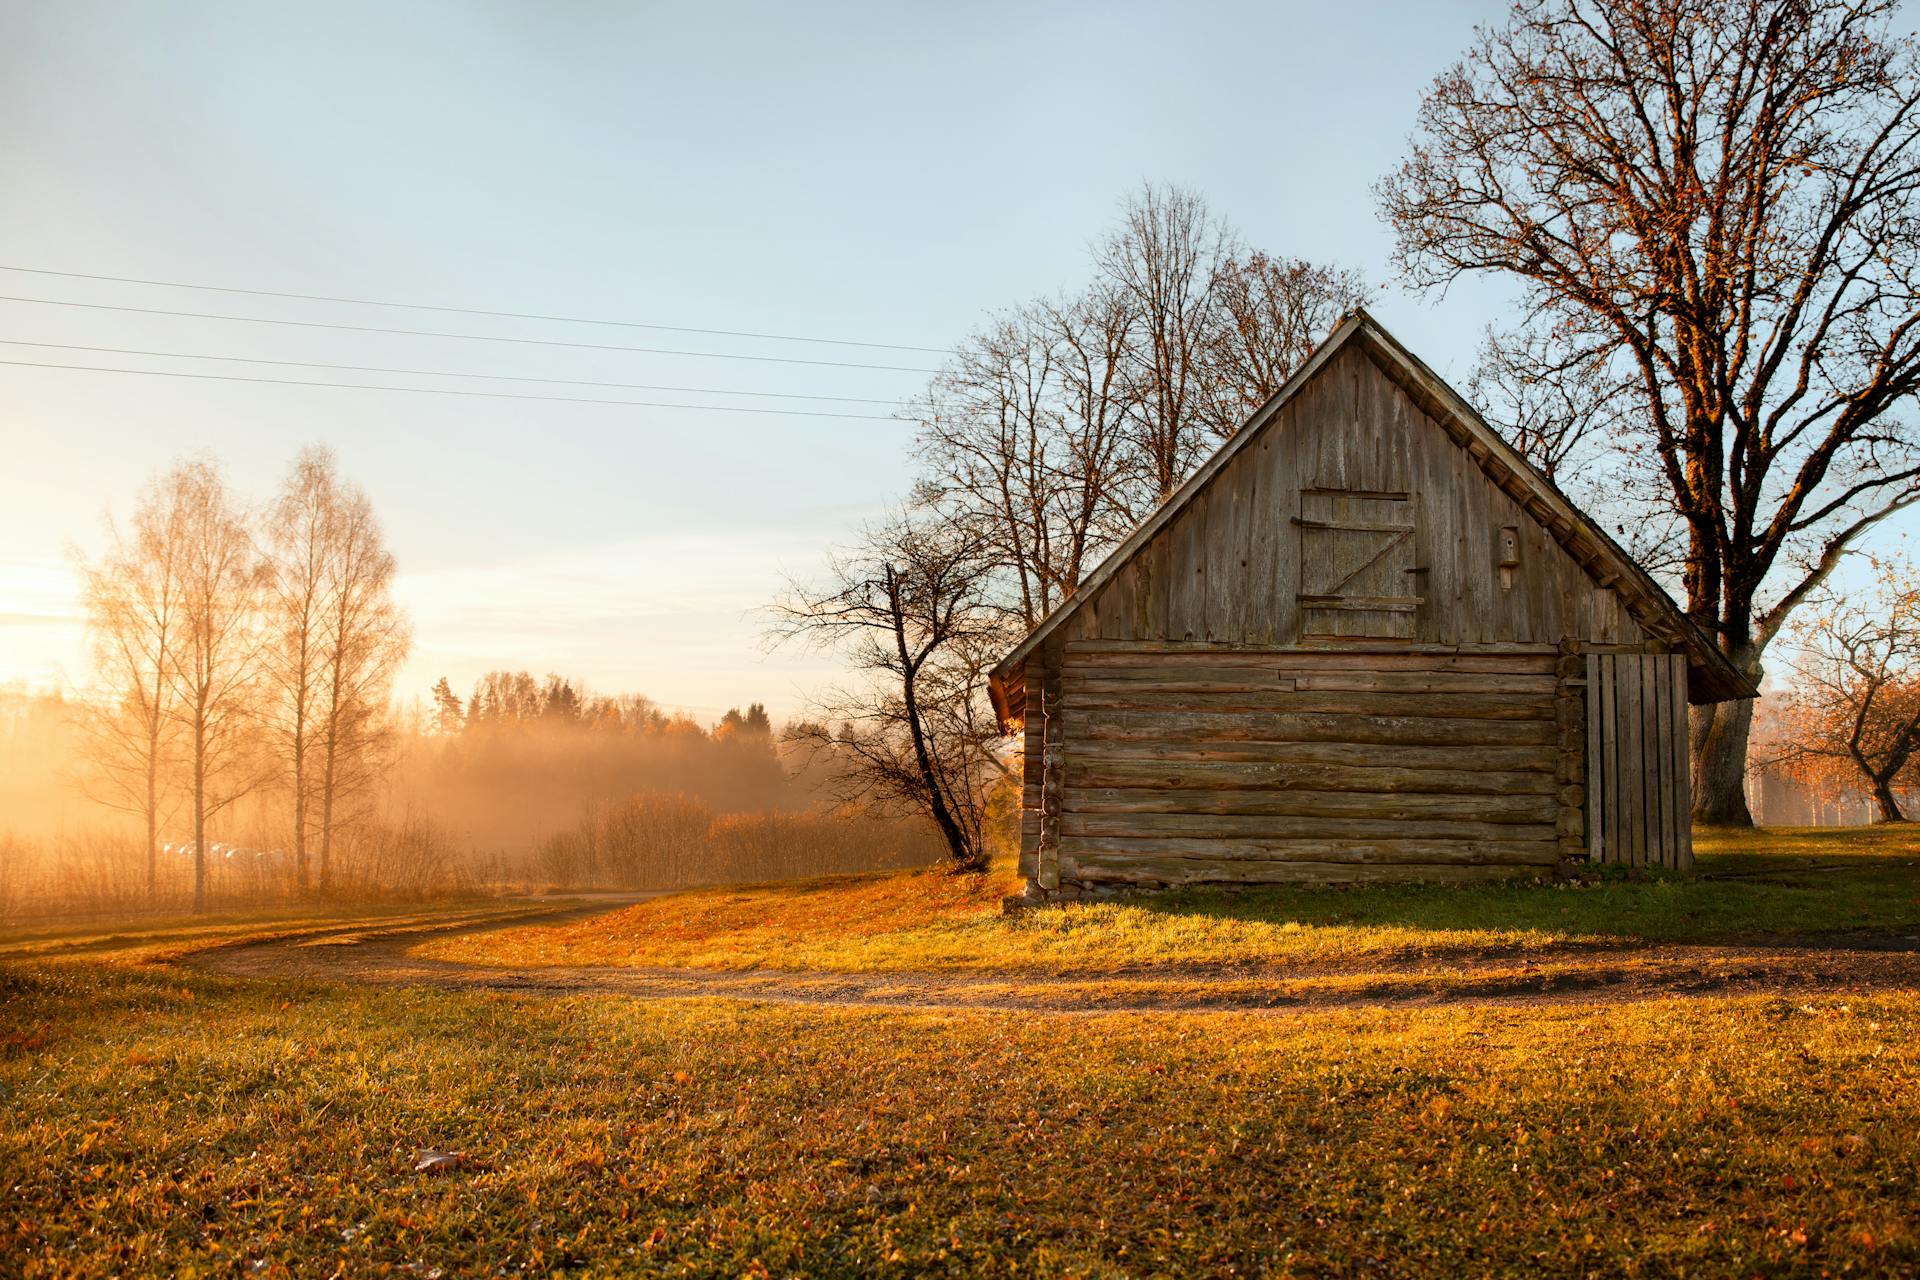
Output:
[293, 742, 308, 896]
[887, 566, 978, 872]
[191, 714, 206, 914]
[1692, 695, 1754, 826]
[318, 729, 336, 896]
[145, 743, 158, 903]
[1690, 628, 1762, 826]
[1871, 776, 1907, 823]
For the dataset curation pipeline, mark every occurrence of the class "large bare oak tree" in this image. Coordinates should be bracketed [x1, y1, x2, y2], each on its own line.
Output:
[1380, 0, 1920, 823]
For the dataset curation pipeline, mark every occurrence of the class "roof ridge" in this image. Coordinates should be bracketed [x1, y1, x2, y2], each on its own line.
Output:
[986, 310, 1754, 709]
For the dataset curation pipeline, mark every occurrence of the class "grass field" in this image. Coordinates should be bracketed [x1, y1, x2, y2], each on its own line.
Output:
[4, 827, 1919, 1276]
[4, 962, 1918, 1276]
[425, 826, 1920, 973]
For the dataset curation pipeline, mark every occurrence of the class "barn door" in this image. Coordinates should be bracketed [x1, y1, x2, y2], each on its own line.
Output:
[1295, 489, 1420, 639]
[1585, 653, 1692, 870]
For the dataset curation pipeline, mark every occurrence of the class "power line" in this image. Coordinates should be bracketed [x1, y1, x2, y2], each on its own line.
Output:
[0, 264, 953, 355]
[0, 338, 905, 405]
[0, 294, 943, 374]
[0, 357, 907, 419]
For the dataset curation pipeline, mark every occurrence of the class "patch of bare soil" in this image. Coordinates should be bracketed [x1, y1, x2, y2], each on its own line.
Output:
[174, 903, 1920, 1016]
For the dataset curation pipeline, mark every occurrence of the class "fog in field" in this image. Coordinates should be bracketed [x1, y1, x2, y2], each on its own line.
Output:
[0, 676, 945, 920]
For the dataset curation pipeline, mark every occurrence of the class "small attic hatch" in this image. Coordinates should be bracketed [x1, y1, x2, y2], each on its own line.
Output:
[1294, 487, 1419, 639]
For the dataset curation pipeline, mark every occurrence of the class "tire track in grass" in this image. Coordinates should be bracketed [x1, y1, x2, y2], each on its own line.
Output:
[179, 900, 1920, 1015]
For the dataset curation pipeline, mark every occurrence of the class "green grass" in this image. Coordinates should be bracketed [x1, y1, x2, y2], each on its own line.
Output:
[2, 963, 1916, 1276]
[428, 826, 1920, 974]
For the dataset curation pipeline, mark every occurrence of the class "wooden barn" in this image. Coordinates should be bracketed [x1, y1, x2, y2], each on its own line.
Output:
[987, 309, 1754, 897]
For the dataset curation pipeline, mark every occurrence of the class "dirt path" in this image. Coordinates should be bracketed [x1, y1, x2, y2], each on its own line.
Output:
[177, 901, 1920, 1015]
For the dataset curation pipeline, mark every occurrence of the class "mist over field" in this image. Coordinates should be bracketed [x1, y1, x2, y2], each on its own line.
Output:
[0, 680, 946, 921]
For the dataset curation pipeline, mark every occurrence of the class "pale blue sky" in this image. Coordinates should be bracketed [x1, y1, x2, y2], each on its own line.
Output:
[1, 0, 1535, 718]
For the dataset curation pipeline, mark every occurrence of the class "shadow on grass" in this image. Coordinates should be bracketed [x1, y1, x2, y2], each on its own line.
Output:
[1085, 826, 1920, 948]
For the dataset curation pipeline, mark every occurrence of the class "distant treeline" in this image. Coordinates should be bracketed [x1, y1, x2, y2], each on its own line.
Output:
[0, 675, 949, 922]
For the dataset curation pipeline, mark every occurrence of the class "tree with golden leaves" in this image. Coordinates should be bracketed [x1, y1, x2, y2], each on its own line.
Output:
[1773, 558, 1920, 822]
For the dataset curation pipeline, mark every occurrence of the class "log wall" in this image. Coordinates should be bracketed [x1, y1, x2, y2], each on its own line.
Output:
[1041, 641, 1568, 888]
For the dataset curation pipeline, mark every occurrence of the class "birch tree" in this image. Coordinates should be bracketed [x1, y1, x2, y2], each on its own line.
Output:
[912, 293, 1137, 629]
[77, 474, 189, 899]
[310, 471, 408, 893]
[1200, 253, 1368, 439]
[264, 447, 333, 894]
[911, 187, 1362, 631]
[165, 460, 266, 912]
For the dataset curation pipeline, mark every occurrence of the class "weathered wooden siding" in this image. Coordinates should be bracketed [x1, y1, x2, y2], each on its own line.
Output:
[1052, 641, 1566, 886]
[1586, 652, 1692, 870]
[1061, 342, 1647, 651]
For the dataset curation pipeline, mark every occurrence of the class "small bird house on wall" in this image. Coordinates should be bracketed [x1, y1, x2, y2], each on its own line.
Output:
[1498, 525, 1521, 589]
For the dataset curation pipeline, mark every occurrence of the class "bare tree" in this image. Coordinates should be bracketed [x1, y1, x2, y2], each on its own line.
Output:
[1100, 183, 1241, 499]
[263, 446, 333, 894]
[1381, 0, 1920, 824]
[912, 293, 1138, 629]
[1774, 558, 1920, 822]
[165, 460, 266, 912]
[1200, 253, 1369, 438]
[76, 475, 189, 899]
[912, 191, 1360, 634]
[911, 309, 1066, 628]
[773, 512, 1011, 872]
[311, 474, 408, 893]
[1467, 323, 1632, 487]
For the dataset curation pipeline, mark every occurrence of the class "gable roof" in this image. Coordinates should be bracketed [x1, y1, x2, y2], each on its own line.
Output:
[988, 308, 1755, 715]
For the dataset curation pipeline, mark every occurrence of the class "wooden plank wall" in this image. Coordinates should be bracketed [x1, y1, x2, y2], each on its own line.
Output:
[1052, 641, 1565, 887]
[1062, 342, 1649, 653]
[1584, 652, 1692, 870]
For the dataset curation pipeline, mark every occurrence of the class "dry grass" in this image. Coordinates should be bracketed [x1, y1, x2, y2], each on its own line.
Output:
[2, 963, 1916, 1277]
[5, 830, 1920, 1275]
[425, 826, 1920, 974]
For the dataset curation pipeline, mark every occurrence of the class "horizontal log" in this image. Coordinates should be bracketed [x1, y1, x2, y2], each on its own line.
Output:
[1064, 640, 1559, 662]
[1059, 852, 1549, 885]
[1072, 740, 1557, 771]
[1065, 646, 1558, 672]
[1074, 710, 1558, 747]
[1067, 757, 1558, 796]
[1062, 813, 1560, 842]
[1063, 786, 1560, 824]
[1061, 669, 1559, 696]
[1059, 836, 1559, 864]
[1061, 689, 1555, 721]
[1289, 671, 1558, 695]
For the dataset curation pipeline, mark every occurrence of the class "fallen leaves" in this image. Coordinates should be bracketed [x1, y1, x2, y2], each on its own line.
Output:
[412, 1150, 464, 1174]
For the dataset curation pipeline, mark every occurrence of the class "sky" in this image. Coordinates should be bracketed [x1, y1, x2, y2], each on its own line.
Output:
[0, 0, 1539, 721]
